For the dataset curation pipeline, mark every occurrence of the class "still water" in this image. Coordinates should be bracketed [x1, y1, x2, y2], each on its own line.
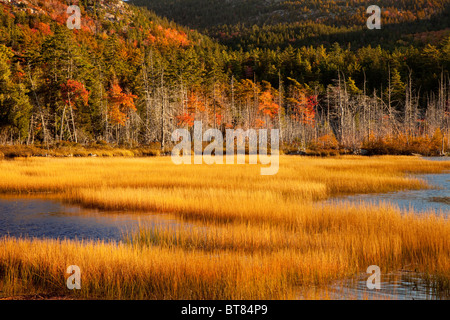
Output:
[0, 197, 180, 242]
[326, 172, 449, 216]
[300, 270, 447, 300]
[316, 157, 449, 300]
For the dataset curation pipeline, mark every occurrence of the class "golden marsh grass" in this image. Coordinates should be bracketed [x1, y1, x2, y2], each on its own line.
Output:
[0, 156, 449, 299]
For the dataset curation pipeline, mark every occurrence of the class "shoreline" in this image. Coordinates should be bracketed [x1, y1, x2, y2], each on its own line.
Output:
[0, 145, 448, 159]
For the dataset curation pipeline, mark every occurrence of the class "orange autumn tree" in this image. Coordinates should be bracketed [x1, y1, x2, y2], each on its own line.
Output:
[258, 82, 280, 128]
[108, 83, 137, 126]
[259, 91, 280, 118]
[60, 79, 89, 142]
[176, 90, 204, 127]
[288, 87, 316, 127]
[145, 25, 190, 48]
[176, 112, 195, 128]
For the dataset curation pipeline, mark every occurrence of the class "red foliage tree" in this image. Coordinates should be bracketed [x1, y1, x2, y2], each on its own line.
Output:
[289, 88, 317, 127]
[176, 90, 203, 127]
[60, 79, 89, 108]
[108, 84, 137, 126]
[258, 90, 280, 119]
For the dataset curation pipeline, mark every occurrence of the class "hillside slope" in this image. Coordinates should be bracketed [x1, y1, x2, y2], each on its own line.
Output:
[130, 0, 450, 50]
[130, 0, 450, 28]
[0, 0, 226, 144]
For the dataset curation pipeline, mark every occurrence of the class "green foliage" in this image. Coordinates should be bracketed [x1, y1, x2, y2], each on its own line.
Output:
[0, 44, 32, 140]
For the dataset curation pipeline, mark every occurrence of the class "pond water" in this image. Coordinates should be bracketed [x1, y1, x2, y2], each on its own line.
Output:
[315, 157, 449, 300]
[0, 157, 448, 299]
[300, 270, 447, 300]
[0, 197, 180, 242]
[326, 172, 450, 216]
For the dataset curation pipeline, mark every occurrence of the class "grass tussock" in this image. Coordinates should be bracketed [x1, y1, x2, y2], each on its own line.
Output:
[0, 156, 449, 299]
[0, 237, 296, 300]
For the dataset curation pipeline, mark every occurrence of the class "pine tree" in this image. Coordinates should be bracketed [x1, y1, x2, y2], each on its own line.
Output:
[0, 45, 33, 142]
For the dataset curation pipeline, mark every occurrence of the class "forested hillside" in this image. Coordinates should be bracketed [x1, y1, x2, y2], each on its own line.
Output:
[131, 0, 450, 28]
[0, 0, 227, 148]
[0, 0, 449, 156]
[130, 0, 450, 50]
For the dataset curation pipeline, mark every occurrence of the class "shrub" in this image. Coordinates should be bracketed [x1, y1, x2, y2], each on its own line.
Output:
[362, 130, 448, 156]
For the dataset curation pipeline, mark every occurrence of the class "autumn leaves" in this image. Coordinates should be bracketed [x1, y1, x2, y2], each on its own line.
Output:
[59, 80, 136, 142]
[107, 83, 137, 126]
[175, 79, 317, 131]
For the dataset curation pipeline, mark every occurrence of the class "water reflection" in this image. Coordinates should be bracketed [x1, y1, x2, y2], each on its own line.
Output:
[315, 158, 449, 300]
[0, 197, 181, 242]
[327, 172, 449, 216]
[301, 271, 448, 300]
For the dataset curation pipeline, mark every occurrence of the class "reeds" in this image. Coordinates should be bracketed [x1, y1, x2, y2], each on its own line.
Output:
[0, 156, 449, 299]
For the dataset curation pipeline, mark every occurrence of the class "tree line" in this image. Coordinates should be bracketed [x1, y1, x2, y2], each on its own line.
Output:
[0, 0, 449, 155]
